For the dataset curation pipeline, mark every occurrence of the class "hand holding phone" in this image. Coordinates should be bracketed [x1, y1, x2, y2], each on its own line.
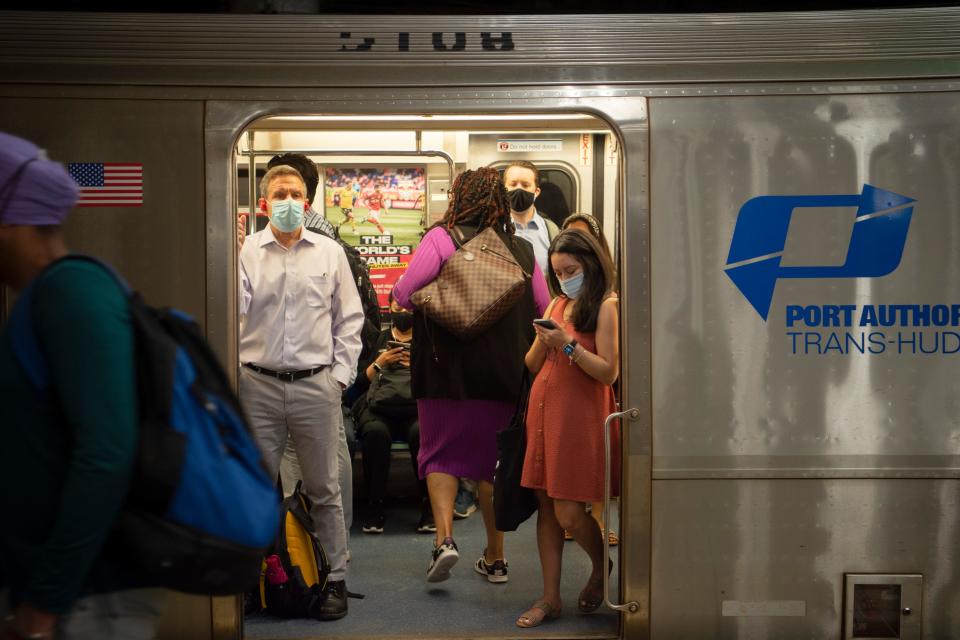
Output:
[533, 318, 558, 330]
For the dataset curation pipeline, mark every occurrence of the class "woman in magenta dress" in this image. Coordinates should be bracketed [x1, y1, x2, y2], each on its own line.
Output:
[517, 229, 620, 628]
[393, 167, 550, 584]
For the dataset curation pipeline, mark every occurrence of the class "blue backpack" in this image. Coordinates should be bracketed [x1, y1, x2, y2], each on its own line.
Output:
[7, 255, 280, 595]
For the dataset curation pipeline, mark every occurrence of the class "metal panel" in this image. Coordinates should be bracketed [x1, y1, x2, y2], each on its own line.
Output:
[0, 98, 210, 639]
[0, 98, 206, 322]
[8, 80, 960, 105]
[610, 102, 652, 640]
[2, 10, 960, 87]
[649, 91, 960, 478]
[844, 574, 923, 640]
[154, 594, 214, 640]
[651, 479, 960, 639]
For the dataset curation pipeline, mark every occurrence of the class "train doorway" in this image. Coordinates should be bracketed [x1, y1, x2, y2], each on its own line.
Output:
[222, 110, 632, 640]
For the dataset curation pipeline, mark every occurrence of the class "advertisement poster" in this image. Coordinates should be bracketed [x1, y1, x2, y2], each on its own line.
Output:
[324, 167, 427, 308]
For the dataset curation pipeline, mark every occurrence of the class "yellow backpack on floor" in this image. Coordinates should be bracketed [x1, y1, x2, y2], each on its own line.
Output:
[258, 482, 331, 619]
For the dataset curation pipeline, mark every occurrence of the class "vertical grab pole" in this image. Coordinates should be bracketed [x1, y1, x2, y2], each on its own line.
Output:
[246, 131, 256, 235]
[603, 407, 641, 614]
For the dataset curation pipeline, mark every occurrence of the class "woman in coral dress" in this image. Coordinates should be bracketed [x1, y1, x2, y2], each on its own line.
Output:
[518, 228, 621, 628]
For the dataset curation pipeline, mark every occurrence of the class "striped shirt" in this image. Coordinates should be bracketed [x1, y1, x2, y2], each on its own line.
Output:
[304, 205, 339, 240]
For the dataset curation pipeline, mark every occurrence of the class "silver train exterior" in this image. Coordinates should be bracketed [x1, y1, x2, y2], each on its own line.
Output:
[2, 8, 959, 640]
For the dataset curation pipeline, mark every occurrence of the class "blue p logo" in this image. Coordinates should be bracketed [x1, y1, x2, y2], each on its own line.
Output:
[725, 185, 916, 320]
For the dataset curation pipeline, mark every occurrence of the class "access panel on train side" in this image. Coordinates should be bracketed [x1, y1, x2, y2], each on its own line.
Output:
[647, 91, 960, 638]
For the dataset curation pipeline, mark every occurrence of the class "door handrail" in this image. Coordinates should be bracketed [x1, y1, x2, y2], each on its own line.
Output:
[604, 407, 641, 614]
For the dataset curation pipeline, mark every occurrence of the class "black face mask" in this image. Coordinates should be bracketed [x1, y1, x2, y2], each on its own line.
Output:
[391, 311, 413, 332]
[507, 188, 536, 212]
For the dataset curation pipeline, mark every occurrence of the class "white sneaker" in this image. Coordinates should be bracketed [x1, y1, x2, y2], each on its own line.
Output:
[427, 537, 459, 582]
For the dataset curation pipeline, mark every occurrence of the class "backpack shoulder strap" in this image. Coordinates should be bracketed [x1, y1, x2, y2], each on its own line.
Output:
[7, 255, 130, 391]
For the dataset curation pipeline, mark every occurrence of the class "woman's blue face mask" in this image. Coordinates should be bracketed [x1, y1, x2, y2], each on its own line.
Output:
[270, 198, 304, 233]
[559, 271, 585, 299]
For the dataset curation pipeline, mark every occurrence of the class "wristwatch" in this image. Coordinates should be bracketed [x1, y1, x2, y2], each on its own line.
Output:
[372, 362, 383, 373]
[562, 339, 578, 357]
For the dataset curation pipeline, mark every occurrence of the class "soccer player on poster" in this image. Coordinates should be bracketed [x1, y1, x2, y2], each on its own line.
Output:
[361, 183, 386, 234]
[338, 183, 358, 234]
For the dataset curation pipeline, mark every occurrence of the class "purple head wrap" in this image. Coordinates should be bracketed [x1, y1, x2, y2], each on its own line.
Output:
[0, 132, 79, 226]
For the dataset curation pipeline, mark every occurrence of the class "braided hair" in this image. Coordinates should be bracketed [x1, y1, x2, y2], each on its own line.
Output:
[437, 167, 512, 232]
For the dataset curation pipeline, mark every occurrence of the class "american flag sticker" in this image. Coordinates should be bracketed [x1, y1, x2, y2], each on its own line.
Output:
[67, 163, 143, 207]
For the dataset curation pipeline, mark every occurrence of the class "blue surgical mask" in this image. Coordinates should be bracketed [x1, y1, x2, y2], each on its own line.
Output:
[559, 271, 585, 299]
[270, 198, 304, 233]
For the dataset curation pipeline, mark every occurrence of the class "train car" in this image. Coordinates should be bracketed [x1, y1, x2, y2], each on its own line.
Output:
[2, 8, 959, 640]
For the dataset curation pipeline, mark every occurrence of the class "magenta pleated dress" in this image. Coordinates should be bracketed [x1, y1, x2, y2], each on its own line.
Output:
[394, 226, 550, 484]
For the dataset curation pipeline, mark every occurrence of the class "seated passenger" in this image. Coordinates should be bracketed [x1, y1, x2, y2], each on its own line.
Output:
[353, 290, 434, 534]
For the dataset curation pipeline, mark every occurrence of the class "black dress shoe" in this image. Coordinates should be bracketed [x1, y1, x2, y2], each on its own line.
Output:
[319, 579, 348, 620]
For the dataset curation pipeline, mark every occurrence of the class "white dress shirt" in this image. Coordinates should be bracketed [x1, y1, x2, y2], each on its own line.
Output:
[239, 225, 364, 387]
[512, 210, 552, 275]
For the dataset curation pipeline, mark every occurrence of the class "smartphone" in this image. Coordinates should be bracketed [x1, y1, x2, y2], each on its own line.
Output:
[386, 340, 411, 350]
[533, 318, 558, 329]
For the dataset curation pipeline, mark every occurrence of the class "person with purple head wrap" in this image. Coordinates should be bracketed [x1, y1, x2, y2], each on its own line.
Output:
[0, 132, 79, 228]
[0, 132, 79, 292]
[0, 132, 167, 640]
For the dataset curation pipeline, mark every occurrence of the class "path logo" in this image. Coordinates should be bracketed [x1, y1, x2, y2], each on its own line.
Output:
[725, 185, 916, 320]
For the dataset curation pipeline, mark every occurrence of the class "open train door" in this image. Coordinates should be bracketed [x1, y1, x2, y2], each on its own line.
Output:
[205, 96, 651, 640]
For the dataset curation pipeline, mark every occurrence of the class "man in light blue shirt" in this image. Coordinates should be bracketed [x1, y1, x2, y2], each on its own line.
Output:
[503, 160, 560, 276]
[238, 164, 364, 620]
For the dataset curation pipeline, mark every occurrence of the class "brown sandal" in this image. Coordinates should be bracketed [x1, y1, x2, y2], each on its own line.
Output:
[578, 559, 614, 613]
[578, 579, 603, 613]
[516, 600, 561, 628]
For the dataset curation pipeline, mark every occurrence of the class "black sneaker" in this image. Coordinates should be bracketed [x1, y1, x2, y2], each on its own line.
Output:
[474, 553, 509, 583]
[318, 580, 348, 620]
[416, 502, 437, 534]
[427, 537, 459, 582]
[361, 502, 384, 534]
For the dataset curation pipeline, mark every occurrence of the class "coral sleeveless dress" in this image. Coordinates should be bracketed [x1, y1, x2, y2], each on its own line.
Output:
[521, 297, 620, 502]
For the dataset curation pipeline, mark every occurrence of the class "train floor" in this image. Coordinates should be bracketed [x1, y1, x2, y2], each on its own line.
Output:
[245, 453, 621, 639]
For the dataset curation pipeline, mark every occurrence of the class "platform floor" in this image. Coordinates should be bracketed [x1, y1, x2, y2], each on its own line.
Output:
[246, 458, 620, 639]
